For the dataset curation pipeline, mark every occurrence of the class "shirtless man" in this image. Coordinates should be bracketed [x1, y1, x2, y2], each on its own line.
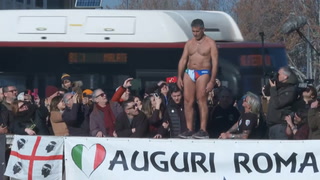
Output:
[177, 19, 218, 139]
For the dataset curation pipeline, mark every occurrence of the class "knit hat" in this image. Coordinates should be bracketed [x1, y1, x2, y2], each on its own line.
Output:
[82, 89, 93, 97]
[61, 73, 71, 83]
[45, 85, 58, 98]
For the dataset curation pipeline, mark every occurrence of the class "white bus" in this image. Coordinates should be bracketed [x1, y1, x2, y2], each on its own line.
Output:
[0, 9, 287, 98]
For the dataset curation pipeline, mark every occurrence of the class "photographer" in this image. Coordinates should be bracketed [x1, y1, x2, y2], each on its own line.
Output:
[308, 98, 320, 139]
[265, 66, 299, 139]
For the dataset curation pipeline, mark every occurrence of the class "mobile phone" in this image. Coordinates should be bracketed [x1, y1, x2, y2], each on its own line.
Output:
[154, 93, 159, 97]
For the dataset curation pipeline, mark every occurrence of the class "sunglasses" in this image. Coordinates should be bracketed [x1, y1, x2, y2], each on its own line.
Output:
[6, 89, 17, 93]
[127, 104, 138, 110]
[96, 93, 106, 98]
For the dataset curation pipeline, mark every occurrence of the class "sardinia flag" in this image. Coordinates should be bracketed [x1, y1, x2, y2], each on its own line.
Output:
[4, 135, 64, 180]
[71, 144, 106, 178]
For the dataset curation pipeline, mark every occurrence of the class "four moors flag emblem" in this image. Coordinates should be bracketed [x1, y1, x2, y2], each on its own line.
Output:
[5, 135, 64, 180]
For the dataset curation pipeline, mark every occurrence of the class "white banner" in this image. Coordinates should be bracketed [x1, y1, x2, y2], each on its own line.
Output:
[64, 137, 320, 180]
[5, 135, 64, 180]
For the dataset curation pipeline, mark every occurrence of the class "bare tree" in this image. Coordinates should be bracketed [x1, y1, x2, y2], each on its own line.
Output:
[115, 0, 220, 10]
[234, 0, 320, 85]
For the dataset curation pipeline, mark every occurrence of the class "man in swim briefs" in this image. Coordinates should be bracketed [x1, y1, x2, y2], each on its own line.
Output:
[177, 18, 218, 139]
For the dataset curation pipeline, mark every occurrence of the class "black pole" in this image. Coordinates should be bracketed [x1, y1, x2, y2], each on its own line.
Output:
[296, 29, 320, 56]
[259, 32, 267, 84]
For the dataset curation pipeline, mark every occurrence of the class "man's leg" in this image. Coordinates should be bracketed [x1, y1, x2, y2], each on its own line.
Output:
[178, 73, 195, 138]
[193, 74, 210, 138]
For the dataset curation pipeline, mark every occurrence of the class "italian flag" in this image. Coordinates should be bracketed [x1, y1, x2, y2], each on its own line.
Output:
[71, 144, 106, 177]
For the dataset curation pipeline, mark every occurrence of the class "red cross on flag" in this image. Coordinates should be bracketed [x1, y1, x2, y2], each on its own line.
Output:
[5, 135, 64, 180]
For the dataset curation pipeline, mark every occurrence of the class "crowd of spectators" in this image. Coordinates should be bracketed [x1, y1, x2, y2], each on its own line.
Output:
[0, 67, 320, 140]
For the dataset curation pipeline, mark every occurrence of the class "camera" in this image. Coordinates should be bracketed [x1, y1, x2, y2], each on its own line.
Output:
[298, 79, 314, 89]
[282, 110, 295, 120]
[265, 71, 278, 83]
[297, 79, 314, 95]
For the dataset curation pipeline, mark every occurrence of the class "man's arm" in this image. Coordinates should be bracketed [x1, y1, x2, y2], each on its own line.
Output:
[177, 42, 189, 89]
[232, 130, 250, 139]
[62, 104, 80, 126]
[206, 40, 218, 93]
[227, 121, 239, 133]
[209, 40, 218, 83]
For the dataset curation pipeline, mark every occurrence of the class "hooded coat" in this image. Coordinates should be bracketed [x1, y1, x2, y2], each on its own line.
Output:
[266, 70, 299, 126]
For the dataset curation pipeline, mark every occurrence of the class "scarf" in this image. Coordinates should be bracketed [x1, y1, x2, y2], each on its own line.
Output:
[96, 104, 116, 137]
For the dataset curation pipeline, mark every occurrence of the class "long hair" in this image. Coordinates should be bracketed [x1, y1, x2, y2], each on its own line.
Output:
[141, 95, 153, 119]
[50, 95, 63, 112]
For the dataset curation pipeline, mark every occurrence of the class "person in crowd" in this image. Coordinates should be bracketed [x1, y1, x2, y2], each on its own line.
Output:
[32, 89, 41, 107]
[0, 87, 6, 134]
[133, 96, 143, 110]
[82, 89, 94, 114]
[162, 84, 187, 138]
[308, 99, 320, 139]
[207, 87, 240, 138]
[284, 109, 309, 140]
[292, 85, 317, 112]
[11, 100, 37, 135]
[61, 73, 73, 92]
[36, 85, 60, 135]
[110, 77, 133, 118]
[141, 94, 168, 138]
[90, 88, 116, 137]
[0, 87, 4, 103]
[62, 92, 90, 136]
[157, 81, 170, 108]
[219, 92, 260, 139]
[1, 85, 18, 133]
[115, 99, 149, 137]
[265, 66, 299, 139]
[177, 19, 218, 139]
[15, 89, 51, 135]
[50, 95, 69, 136]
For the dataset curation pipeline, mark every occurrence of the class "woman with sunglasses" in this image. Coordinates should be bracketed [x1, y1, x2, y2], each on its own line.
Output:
[11, 100, 37, 135]
[50, 95, 69, 136]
